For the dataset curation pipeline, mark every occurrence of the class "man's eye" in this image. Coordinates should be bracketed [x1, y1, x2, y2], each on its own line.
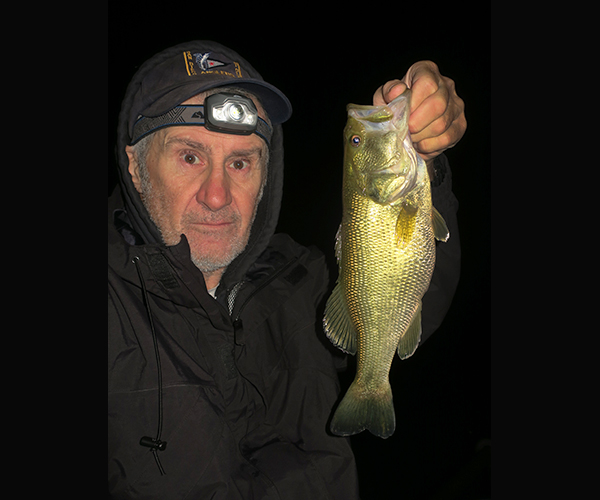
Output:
[183, 153, 200, 165]
[230, 160, 249, 171]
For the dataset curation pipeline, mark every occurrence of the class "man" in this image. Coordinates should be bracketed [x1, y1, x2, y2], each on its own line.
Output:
[108, 40, 465, 499]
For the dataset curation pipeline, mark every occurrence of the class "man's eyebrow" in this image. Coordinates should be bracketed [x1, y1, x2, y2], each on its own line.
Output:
[228, 147, 264, 159]
[163, 137, 211, 153]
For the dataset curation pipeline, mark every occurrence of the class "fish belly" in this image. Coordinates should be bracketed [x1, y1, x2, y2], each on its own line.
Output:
[331, 186, 436, 438]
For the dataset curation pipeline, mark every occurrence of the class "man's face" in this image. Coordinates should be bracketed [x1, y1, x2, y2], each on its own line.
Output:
[127, 125, 267, 283]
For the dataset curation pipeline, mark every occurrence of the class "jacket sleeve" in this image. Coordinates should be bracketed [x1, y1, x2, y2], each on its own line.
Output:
[421, 154, 461, 343]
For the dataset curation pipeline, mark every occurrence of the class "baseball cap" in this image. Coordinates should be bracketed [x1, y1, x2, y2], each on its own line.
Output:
[127, 41, 293, 141]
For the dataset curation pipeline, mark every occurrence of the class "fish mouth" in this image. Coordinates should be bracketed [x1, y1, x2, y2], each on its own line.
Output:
[348, 90, 412, 133]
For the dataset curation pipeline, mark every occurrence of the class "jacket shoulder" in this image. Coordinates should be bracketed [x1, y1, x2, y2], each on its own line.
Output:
[267, 233, 328, 289]
[269, 233, 326, 267]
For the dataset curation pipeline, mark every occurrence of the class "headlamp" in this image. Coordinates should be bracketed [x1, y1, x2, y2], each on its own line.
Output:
[130, 92, 273, 147]
[205, 93, 259, 135]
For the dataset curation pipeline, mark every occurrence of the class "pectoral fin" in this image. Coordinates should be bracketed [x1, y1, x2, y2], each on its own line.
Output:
[433, 207, 450, 242]
[396, 202, 418, 248]
[397, 303, 422, 360]
[323, 283, 357, 355]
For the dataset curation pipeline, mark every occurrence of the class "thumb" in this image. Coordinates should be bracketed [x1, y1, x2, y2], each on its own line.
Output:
[373, 80, 408, 106]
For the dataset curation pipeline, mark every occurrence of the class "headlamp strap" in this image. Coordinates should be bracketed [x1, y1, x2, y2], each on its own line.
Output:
[131, 105, 272, 146]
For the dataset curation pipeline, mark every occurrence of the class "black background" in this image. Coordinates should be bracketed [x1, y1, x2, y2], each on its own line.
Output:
[109, 6, 491, 499]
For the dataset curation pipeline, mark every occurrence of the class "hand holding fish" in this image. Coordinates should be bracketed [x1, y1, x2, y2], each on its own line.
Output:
[374, 61, 467, 161]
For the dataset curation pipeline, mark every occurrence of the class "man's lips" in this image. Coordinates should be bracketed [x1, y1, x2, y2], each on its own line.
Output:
[190, 221, 234, 229]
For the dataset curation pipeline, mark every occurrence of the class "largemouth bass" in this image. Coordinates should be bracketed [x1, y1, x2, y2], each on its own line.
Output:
[323, 90, 450, 439]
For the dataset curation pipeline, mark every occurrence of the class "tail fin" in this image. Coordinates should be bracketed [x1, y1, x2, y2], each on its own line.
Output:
[330, 380, 396, 439]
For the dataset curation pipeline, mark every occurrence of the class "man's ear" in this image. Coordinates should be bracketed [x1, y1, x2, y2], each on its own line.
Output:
[126, 145, 143, 194]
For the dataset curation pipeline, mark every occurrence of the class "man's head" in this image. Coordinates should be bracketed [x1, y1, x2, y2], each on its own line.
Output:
[119, 42, 292, 289]
[126, 88, 271, 288]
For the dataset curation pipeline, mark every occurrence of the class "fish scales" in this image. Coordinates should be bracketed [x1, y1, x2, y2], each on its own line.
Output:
[323, 90, 449, 439]
[345, 183, 434, 380]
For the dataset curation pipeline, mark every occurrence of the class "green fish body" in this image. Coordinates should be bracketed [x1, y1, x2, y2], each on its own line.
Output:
[323, 91, 449, 439]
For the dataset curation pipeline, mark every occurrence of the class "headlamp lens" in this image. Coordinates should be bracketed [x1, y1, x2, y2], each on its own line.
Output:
[228, 103, 245, 122]
[205, 93, 259, 135]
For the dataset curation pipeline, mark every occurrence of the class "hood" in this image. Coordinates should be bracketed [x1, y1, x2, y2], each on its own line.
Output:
[113, 41, 289, 293]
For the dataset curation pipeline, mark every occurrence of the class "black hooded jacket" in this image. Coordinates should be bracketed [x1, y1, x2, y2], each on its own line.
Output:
[108, 41, 461, 499]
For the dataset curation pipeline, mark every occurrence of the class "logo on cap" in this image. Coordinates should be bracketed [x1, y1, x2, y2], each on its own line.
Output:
[183, 51, 243, 79]
[194, 52, 226, 72]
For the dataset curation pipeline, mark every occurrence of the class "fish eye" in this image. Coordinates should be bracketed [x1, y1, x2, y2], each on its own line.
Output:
[351, 135, 362, 147]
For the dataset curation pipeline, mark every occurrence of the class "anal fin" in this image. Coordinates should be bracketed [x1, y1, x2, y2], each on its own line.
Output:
[323, 283, 357, 355]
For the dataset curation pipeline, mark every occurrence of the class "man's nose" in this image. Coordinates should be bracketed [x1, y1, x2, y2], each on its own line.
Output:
[196, 166, 232, 212]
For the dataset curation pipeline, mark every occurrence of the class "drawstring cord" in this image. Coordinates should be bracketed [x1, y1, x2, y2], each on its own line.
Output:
[133, 256, 167, 476]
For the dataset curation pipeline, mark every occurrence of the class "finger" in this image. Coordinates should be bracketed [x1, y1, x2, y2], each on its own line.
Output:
[404, 61, 443, 112]
[384, 80, 408, 103]
[409, 85, 451, 136]
[414, 113, 467, 158]
[411, 81, 465, 143]
[415, 138, 452, 160]
[411, 101, 454, 144]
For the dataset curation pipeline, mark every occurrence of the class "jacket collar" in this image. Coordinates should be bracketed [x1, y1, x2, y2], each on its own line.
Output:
[108, 189, 223, 316]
